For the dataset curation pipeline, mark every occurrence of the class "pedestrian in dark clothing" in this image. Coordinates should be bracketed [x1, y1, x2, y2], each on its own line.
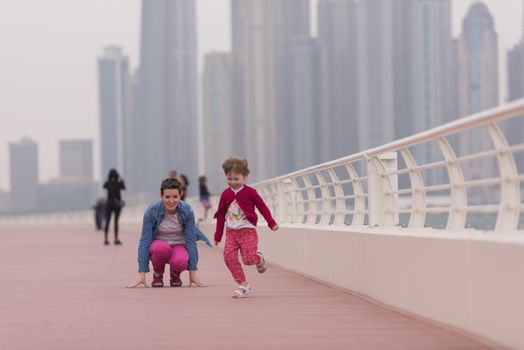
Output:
[178, 174, 189, 201]
[103, 169, 125, 245]
[199, 175, 212, 220]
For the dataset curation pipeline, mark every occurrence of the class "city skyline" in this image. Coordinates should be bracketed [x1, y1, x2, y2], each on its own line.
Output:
[0, 0, 522, 192]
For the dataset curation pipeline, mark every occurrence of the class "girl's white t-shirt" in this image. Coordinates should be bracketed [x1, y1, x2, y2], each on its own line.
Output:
[226, 186, 256, 229]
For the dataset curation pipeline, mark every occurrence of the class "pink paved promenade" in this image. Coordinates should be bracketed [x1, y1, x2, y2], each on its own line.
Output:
[0, 224, 502, 350]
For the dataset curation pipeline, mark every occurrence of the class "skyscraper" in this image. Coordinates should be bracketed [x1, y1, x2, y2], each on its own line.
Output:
[507, 0, 524, 103]
[136, 0, 198, 192]
[317, 0, 359, 160]
[354, 0, 452, 184]
[456, 2, 499, 117]
[456, 2, 499, 179]
[98, 46, 129, 183]
[289, 36, 321, 171]
[123, 69, 140, 195]
[9, 138, 38, 212]
[505, 0, 524, 163]
[392, 0, 415, 140]
[412, 0, 453, 134]
[275, 1, 312, 175]
[357, 0, 395, 150]
[508, 42, 524, 102]
[231, 0, 310, 180]
[408, 0, 453, 185]
[202, 52, 233, 193]
[59, 140, 94, 181]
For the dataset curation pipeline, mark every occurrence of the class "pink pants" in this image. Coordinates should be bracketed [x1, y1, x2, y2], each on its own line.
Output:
[149, 240, 188, 275]
[224, 227, 261, 284]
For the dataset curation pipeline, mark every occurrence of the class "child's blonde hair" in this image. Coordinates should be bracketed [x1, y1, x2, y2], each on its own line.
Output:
[222, 157, 250, 176]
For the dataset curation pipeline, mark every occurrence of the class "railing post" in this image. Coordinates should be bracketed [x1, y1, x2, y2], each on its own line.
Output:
[276, 179, 293, 224]
[367, 152, 398, 226]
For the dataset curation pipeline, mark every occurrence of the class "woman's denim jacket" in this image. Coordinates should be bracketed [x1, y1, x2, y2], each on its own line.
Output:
[137, 199, 211, 273]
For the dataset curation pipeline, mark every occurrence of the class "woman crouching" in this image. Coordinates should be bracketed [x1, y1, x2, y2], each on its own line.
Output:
[127, 177, 210, 288]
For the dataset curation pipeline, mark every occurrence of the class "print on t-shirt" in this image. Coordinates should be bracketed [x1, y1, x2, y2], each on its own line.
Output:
[226, 199, 255, 229]
[227, 200, 245, 222]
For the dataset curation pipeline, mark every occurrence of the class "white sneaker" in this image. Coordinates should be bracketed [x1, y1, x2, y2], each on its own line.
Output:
[232, 284, 252, 298]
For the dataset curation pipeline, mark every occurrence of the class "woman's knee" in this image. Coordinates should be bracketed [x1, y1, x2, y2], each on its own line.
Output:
[169, 258, 188, 272]
[149, 241, 171, 257]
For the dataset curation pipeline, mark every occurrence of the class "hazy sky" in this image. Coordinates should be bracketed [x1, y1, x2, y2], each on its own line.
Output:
[0, 0, 521, 191]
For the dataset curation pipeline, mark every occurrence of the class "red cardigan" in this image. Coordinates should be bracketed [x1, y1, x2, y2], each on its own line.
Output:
[213, 185, 277, 243]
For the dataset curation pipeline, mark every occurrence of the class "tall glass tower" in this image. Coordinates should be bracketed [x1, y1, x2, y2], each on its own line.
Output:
[456, 2, 499, 180]
[98, 46, 129, 183]
[317, 0, 359, 160]
[136, 0, 198, 193]
[231, 0, 310, 180]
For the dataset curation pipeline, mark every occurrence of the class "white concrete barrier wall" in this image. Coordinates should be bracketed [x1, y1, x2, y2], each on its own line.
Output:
[198, 221, 524, 349]
[0, 204, 146, 226]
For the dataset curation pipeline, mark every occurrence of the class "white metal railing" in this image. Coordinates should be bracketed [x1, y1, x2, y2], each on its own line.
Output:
[4, 100, 524, 232]
[252, 99, 524, 231]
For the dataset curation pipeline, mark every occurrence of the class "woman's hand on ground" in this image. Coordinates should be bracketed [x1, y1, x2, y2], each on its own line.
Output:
[127, 272, 148, 288]
[271, 224, 279, 231]
[188, 270, 207, 287]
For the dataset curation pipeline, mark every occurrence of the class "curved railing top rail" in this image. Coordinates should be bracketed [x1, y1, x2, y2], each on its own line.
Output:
[253, 99, 524, 231]
[256, 99, 524, 186]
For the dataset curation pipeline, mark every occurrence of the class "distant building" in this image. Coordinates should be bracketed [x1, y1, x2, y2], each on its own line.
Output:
[456, 2, 499, 180]
[392, 0, 415, 140]
[59, 140, 93, 181]
[508, 1, 524, 102]
[507, 41, 524, 102]
[38, 180, 97, 213]
[135, 0, 198, 193]
[289, 36, 321, 171]
[412, 0, 453, 133]
[317, 0, 359, 160]
[98, 46, 130, 183]
[231, 0, 310, 179]
[506, 19, 524, 166]
[33, 139, 98, 213]
[456, 2, 499, 117]
[357, 0, 395, 150]
[9, 138, 39, 212]
[411, 0, 453, 186]
[123, 69, 140, 196]
[202, 52, 233, 193]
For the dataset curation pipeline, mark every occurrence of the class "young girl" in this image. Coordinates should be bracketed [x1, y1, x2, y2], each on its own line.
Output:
[198, 175, 212, 220]
[213, 157, 279, 298]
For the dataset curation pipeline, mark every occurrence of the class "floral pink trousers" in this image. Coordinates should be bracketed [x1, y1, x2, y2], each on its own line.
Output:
[224, 227, 262, 284]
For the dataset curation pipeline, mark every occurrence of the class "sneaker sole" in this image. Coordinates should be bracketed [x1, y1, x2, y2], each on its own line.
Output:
[232, 288, 252, 298]
[232, 291, 251, 298]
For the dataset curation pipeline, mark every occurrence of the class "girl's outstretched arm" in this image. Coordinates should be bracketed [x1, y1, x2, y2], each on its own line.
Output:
[252, 189, 277, 229]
